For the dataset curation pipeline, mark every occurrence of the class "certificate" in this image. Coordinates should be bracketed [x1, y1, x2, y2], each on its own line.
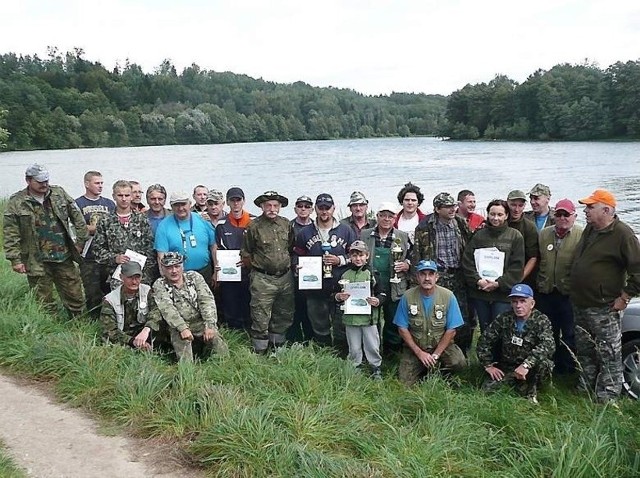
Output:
[217, 250, 241, 282]
[298, 256, 322, 290]
[112, 249, 147, 279]
[474, 247, 505, 280]
[344, 281, 372, 315]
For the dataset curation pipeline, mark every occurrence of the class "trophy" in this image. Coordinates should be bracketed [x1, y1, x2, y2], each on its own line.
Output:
[321, 241, 333, 279]
[390, 239, 403, 284]
[337, 279, 350, 311]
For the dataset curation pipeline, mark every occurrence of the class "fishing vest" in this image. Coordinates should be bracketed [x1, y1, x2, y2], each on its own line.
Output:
[403, 285, 453, 350]
[104, 284, 151, 331]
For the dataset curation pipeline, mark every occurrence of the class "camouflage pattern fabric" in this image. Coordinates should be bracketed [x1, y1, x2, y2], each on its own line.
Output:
[100, 286, 150, 347]
[26, 259, 85, 316]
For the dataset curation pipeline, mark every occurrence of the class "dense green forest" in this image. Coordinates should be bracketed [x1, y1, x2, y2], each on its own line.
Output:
[0, 48, 446, 151]
[0, 49, 638, 151]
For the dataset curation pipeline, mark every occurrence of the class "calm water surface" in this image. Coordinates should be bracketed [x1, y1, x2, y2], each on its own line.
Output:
[1, 138, 639, 229]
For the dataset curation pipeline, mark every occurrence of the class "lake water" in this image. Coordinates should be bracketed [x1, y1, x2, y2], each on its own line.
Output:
[1, 138, 639, 230]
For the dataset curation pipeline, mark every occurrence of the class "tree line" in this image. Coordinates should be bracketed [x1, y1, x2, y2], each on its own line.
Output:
[0, 48, 446, 151]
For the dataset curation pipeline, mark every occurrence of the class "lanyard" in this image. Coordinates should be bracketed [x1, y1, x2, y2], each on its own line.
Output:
[174, 215, 195, 256]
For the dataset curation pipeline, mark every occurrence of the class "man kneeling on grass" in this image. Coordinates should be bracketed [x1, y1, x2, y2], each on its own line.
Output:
[150, 252, 228, 362]
[393, 260, 466, 385]
[476, 284, 555, 403]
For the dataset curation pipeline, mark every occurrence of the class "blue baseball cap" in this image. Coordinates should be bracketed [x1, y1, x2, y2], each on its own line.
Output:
[509, 283, 534, 298]
[416, 260, 438, 272]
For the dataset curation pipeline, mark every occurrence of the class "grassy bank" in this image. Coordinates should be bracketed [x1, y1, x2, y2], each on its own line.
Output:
[0, 214, 639, 476]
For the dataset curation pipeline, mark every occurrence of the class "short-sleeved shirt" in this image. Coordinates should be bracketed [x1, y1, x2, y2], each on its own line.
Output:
[393, 292, 464, 330]
[155, 213, 215, 271]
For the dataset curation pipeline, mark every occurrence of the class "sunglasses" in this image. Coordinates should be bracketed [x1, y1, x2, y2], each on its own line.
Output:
[296, 204, 312, 209]
[317, 205, 332, 211]
[554, 211, 572, 218]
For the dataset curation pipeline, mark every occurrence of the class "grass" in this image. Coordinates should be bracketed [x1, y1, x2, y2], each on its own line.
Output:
[1, 203, 639, 476]
[0, 441, 26, 478]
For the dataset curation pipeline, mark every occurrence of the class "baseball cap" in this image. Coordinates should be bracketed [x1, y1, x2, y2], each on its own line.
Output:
[25, 164, 50, 182]
[377, 202, 398, 214]
[416, 260, 438, 272]
[509, 283, 534, 298]
[161, 252, 184, 266]
[348, 191, 368, 206]
[528, 183, 551, 197]
[121, 261, 143, 277]
[433, 192, 456, 208]
[295, 195, 313, 205]
[507, 190, 527, 201]
[315, 193, 334, 207]
[349, 240, 369, 253]
[226, 187, 245, 200]
[207, 189, 224, 202]
[554, 199, 576, 214]
[169, 191, 190, 205]
[578, 189, 617, 208]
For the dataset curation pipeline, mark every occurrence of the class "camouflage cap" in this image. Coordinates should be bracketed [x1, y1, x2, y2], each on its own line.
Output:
[433, 192, 456, 208]
[349, 240, 369, 253]
[348, 191, 368, 206]
[528, 183, 551, 197]
[507, 190, 527, 201]
[207, 189, 224, 202]
[161, 252, 184, 266]
[25, 164, 50, 182]
[121, 261, 143, 277]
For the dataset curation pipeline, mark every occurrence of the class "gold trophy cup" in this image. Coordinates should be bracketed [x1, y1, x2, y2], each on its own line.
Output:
[390, 239, 403, 284]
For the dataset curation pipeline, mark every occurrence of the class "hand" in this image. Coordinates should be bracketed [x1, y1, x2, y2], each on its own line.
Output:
[115, 254, 130, 265]
[485, 365, 505, 381]
[415, 349, 438, 368]
[12, 263, 27, 274]
[393, 261, 409, 273]
[132, 328, 150, 349]
[235, 260, 243, 267]
[366, 297, 380, 307]
[203, 327, 216, 342]
[335, 292, 350, 302]
[210, 272, 217, 289]
[180, 329, 194, 341]
[612, 296, 630, 312]
[514, 364, 529, 381]
[323, 254, 339, 266]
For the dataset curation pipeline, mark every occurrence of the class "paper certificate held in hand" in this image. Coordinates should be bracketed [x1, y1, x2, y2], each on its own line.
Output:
[112, 249, 147, 279]
[217, 250, 241, 282]
[474, 247, 505, 280]
[344, 281, 372, 315]
[298, 256, 322, 290]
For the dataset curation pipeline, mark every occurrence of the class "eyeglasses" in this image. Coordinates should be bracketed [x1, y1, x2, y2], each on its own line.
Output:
[554, 211, 572, 218]
[296, 204, 312, 209]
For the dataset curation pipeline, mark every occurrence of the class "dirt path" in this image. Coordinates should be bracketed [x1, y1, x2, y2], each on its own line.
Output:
[0, 374, 200, 478]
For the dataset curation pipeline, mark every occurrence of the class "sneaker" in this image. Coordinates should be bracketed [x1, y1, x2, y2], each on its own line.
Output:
[371, 367, 382, 381]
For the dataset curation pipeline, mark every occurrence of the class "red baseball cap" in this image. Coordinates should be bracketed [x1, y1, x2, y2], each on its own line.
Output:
[554, 199, 576, 214]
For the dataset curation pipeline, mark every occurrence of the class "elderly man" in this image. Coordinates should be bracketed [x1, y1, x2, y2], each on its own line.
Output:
[149, 252, 228, 362]
[570, 189, 640, 403]
[477, 283, 555, 403]
[100, 261, 153, 350]
[536, 199, 583, 374]
[457, 189, 485, 232]
[242, 191, 295, 352]
[93, 180, 156, 287]
[341, 191, 376, 236]
[413, 192, 474, 355]
[525, 183, 555, 230]
[145, 184, 171, 234]
[4, 164, 88, 317]
[154, 191, 216, 282]
[507, 190, 539, 283]
[205, 189, 227, 227]
[361, 202, 410, 356]
[393, 260, 467, 385]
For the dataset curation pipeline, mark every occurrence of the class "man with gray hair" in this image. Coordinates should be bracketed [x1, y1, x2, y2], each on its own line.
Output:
[4, 164, 88, 316]
[341, 191, 376, 236]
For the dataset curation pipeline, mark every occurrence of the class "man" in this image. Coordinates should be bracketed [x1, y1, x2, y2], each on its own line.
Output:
[361, 202, 410, 356]
[457, 189, 485, 232]
[525, 183, 555, 230]
[287, 195, 315, 343]
[570, 189, 640, 403]
[149, 252, 228, 362]
[191, 185, 209, 220]
[99, 261, 153, 350]
[393, 260, 467, 385]
[205, 189, 227, 227]
[130, 180, 147, 212]
[242, 191, 295, 352]
[3, 164, 88, 316]
[145, 183, 171, 234]
[92, 180, 156, 287]
[394, 182, 427, 245]
[413, 192, 474, 355]
[477, 284, 555, 403]
[507, 190, 539, 283]
[536, 199, 583, 374]
[154, 191, 216, 282]
[341, 191, 375, 236]
[294, 193, 357, 349]
[215, 187, 253, 329]
[75, 170, 116, 318]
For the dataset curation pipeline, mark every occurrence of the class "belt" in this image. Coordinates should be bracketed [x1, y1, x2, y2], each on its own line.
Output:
[253, 267, 289, 278]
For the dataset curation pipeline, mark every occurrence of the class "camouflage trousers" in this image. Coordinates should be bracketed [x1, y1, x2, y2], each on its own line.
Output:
[80, 260, 110, 318]
[169, 329, 229, 362]
[398, 343, 466, 386]
[573, 305, 623, 401]
[249, 270, 294, 351]
[438, 270, 475, 354]
[481, 360, 552, 398]
[27, 258, 85, 317]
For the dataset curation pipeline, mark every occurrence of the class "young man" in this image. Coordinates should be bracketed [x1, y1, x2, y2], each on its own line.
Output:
[457, 189, 485, 232]
[191, 185, 209, 220]
[394, 182, 427, 245]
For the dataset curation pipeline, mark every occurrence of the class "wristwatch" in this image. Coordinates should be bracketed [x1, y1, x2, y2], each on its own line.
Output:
[522, 362, 530, 370]
[432, 353, 440, 361]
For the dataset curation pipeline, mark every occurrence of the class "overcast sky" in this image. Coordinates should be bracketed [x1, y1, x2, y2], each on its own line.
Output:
[2, 0, 638, 96]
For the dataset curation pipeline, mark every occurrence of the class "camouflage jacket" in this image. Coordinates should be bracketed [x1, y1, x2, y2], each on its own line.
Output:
[477, 308, 555, 369]
[3, 185, 88, 275]
[149, 271, 218, 335]
[92, 210, 156, 283]
[100, 284, 151, 346]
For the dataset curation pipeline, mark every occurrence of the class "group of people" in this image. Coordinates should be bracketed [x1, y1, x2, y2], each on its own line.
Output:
[4, 164, 639, 404]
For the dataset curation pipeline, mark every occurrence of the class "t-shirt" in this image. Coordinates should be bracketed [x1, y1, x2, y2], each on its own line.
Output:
[535, 214, 548, 231]
[154, 213, 216, 271]
[397, 214, 420, 244]
[393, 292, 464, 330]
[75, 195, 116, 260]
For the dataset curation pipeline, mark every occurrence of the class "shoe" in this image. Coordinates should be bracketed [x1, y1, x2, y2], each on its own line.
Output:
[370, 367, 382, 381]
[528, 395, 539, 405]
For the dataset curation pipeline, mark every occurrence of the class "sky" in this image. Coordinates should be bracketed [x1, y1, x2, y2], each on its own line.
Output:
[2, 0, 639, 96]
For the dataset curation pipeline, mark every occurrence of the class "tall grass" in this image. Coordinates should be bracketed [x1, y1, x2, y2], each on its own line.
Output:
[0, 442, 25, 478]
[1, 200, 639, 476]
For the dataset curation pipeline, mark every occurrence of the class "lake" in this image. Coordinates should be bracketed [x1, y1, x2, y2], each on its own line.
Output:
[1, 137, 639, 229]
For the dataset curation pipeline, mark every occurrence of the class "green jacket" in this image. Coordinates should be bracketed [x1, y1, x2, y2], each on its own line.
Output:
[241, 214, 294, 273]
[334, 264, 385, 326]
[537, 224, 583, 295]
[360, 227, 410, 302]
[3, 185, 88, 275]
